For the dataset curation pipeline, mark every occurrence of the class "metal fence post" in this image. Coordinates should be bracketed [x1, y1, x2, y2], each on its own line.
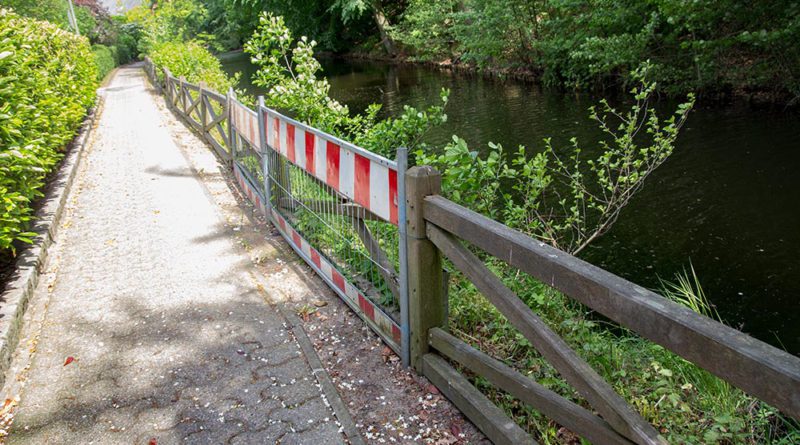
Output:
[397, 147, 410, 367]
[405, 165, 446, 371]
[227, 88, 235, 168]
[258, 96, 272, 214]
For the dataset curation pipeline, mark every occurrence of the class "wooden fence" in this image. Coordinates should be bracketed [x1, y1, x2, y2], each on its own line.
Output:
[142, 59, 800, 445]
[144, 58, 232, 162]
[405, 166, 800, 444]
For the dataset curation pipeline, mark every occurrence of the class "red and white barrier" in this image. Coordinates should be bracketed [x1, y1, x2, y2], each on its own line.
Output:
[231, 100, 260, 149]
[270, 208, 402, 350]
[264, 110, 399, 225]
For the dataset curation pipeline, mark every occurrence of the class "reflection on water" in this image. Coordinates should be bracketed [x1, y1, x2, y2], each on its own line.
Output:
[222, 52, 800, 354]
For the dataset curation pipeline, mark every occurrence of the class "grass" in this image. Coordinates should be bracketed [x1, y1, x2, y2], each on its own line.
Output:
[446, 262, 800, 444]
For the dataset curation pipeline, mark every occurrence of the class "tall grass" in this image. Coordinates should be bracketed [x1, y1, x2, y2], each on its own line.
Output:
[444, 262, 800, 443]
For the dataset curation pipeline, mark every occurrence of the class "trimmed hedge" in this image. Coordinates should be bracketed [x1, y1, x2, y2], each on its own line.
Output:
[0, 8, 97, 253]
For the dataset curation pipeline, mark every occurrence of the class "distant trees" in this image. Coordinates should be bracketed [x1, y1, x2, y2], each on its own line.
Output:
[393, 0, 800, 101]
[122, 0, 800, 101]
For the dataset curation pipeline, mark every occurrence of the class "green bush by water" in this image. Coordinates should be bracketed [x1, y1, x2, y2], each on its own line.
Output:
[0, 9, 97, 253]
[149, 40, 237, 94]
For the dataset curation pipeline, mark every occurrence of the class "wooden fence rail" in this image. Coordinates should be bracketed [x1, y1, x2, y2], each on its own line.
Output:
[143, 58, 231, 162]
[405, 166, 800, 445]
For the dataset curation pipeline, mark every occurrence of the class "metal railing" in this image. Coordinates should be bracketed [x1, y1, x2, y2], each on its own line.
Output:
[143, 58, 411, 365]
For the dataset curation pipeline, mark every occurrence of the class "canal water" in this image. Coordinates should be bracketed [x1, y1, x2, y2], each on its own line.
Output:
[221, 52, 800, 354]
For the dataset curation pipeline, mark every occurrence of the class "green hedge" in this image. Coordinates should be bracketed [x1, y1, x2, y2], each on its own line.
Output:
[0, 9, 97, 253]
[149, 40, 236, 94]
[92, 44, 116, 81]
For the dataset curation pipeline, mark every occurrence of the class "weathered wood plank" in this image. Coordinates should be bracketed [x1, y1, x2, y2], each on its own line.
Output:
[353, 217, 400, 300]
[421, 354, 536, 445]
[203, 98, 227, 131]
[202, 89, 226, 104]
[429, 328, 634, 445]
[205, 134, 230, 161]
[185, 91, 202, 116]
[423, 195, 800, 419]
[181, 82, 200, 92]
[406, 167, 446, 371]
[426, 223, 664, 445]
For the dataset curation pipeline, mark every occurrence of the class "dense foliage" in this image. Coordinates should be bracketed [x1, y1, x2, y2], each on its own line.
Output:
[0, 9, 97, 252]
[244, 13, 447, 154]
[92, 44, 116, 81]
[198, 0, 384, 52]
[394, 0, 800, 100]
[183, 0, 800, 102]
[2, 0, 141, 65]
[126, 0, 238, 95]
[149, 40, 238, 93]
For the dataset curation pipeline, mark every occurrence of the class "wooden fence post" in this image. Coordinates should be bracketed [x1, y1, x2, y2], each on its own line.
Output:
[163, 68, 171, 105]
[179, 76, 187, 114]
[199, 82, 207, 132]
[405, 166, 446, 371]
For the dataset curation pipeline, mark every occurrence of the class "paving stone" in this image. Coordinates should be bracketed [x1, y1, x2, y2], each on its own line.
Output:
[5, 66, 342, 444]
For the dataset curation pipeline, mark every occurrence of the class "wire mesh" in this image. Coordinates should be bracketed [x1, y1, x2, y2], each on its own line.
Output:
[233, 132, 265, 190]
[264, 146, 402, 321]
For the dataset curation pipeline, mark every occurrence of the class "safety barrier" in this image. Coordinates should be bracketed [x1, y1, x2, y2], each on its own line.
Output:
[144, 58, 411, 365]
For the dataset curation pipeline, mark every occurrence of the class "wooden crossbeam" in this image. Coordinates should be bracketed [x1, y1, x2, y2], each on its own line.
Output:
[422, 354, 536, 445]
[423, 195, 800, 420]
[426, 223, 665, 445]
[429, 328, 634, 445]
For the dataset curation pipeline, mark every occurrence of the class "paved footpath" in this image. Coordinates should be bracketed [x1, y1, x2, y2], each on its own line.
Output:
[5, 67, 346, 444]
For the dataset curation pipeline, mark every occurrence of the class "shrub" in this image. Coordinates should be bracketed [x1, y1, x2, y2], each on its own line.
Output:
[149, 40, 237, 93]
[92, 44, 116, 80]
[114, 21, 142, 64]
[0, 8, 97, 253]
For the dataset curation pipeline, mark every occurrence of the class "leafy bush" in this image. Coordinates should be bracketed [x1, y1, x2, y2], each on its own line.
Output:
[92, 44, 116, 80]
[394, 0, 800, 101]
[0, 8, 97, 253]
[149, 40, 237, 94]
[114, 21, 142, 64]
[244, 13, 447, 155]
[1, 0, 70, 29]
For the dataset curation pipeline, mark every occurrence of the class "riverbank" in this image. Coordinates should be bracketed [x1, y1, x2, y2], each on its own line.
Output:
[221, 51, 800, 358]
[339, 48, 799, 107]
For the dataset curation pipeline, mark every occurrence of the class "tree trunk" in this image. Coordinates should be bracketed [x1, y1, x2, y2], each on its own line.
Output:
[372, 2, 396, 57]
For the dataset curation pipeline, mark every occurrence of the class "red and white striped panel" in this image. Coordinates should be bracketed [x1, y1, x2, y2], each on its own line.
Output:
[231, 101, 260, 149]
[270, 207, 402, 349]
[233, 163, 267, 216]
[264, 110, 399, 225]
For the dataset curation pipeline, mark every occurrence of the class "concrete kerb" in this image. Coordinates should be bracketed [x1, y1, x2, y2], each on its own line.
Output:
[0, 87, 104, 387]
[278, 303, 366, 445]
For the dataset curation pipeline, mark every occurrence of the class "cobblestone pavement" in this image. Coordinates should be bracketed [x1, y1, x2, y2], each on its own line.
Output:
[5, 67, 345, 444]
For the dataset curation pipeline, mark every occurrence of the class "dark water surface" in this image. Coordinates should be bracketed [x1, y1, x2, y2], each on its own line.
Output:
[221, 52, 800, 354]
